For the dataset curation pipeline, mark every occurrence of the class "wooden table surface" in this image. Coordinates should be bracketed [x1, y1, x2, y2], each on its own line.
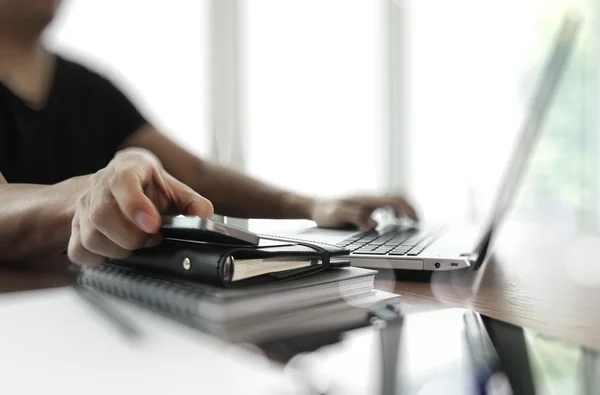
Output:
[2, 218, 599, 351]
[380, 219, 600, 352]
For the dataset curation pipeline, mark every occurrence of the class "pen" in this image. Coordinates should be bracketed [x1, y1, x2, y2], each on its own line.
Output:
[74, 283, 143, 341]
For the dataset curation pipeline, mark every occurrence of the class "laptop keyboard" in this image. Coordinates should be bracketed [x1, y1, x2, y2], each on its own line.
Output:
[335, 227, 439, 256]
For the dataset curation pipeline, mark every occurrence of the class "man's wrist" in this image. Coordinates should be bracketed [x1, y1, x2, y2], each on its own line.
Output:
[49, 175, 91, 243]
[282, 192, 317, 220]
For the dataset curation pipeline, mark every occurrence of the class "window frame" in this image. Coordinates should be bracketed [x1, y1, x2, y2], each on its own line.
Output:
[208, 0, 248, 229]
[593, 1, 600, 232]
[385, 0, 412, 196]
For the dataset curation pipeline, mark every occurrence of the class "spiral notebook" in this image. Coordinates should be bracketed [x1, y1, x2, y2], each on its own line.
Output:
[73, 234, 387, 342]
[75, 264, 377, 324]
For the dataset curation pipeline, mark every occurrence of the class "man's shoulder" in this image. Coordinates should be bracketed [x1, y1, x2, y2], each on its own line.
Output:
[54, 54, 117, 92]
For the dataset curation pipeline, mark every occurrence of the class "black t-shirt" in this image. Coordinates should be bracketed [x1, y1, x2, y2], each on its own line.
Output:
[0, 55, 147, 185]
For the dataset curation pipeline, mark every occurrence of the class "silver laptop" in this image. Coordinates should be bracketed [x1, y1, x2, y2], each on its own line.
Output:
[290, 12, 580, 272]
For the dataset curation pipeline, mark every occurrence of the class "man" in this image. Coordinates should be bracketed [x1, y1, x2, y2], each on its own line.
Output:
[0, 0, 417, 266]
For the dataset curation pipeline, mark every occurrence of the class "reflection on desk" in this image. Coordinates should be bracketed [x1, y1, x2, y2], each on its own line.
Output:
[283, 307, 600, 395]
[384, 220, 600, 352]
[1, 217, 600, 394]
[0, 287, 301, 395]
[4, 284, 597, 395]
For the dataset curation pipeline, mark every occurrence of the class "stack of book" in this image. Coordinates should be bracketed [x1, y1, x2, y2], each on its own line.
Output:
[75, 236, 400, 343]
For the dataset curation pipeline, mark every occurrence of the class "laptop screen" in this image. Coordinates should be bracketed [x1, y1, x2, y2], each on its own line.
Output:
[473, 11, 581, 269]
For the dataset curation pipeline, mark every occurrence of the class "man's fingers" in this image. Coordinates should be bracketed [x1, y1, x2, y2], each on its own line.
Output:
[389, 198, 418, 221]
[145, 233, 163, 248]
[359, 212, 378, 230]
[336, 205, 376, 230]
[79, 226, 131, 259]
[350, 195, 418, 221]
[89, 187, 150, 250]
[164, 174, 214, 218]
[109, 168, 213, 240]
[79, 201, 132, 259]
[109, 170, 162, 234]
[67, 221, 106, 267]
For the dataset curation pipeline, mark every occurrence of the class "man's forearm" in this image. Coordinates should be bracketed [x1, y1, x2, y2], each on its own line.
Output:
[0, 176, 89, 262]
[122, 127, 317, 219]
[188, 161, 316, 219]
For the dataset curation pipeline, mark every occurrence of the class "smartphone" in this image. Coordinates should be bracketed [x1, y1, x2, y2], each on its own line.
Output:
[160, 216, 260, 246]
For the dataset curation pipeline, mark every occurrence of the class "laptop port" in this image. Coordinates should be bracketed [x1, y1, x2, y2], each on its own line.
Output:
[434, 263, 440, 269]
[451, 262, 458, 267]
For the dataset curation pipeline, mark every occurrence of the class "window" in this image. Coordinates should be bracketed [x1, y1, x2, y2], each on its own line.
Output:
[241, 0, 387, 198]
[517, 0, 599, 230]
[45, 0, 211, 157]
[46, 0, 598, 231]
[404, 0, 599, 228]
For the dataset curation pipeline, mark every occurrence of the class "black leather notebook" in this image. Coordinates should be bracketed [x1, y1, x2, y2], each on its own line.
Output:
[106, 235, 351, 288]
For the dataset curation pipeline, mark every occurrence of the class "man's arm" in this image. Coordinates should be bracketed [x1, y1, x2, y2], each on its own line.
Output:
[0, 174, 89, 262]
[122, 126, 316, 220]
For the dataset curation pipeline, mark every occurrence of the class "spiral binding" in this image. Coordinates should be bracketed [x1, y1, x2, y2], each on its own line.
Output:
[77, 265, 204, 318]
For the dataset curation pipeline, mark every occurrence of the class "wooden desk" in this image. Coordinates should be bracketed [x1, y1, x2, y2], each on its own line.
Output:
[2, 220, 599, 352]
[379, 220, 600, 352]
[0, 256, 73, 293]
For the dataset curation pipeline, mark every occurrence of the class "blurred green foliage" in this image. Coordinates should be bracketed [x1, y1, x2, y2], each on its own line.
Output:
[517, 0, 598, 221]
[516, 2, 596, 390]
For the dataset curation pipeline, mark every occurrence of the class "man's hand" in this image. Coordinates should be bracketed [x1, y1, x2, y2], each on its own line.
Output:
[68, 148, 213, 266]
[310, 195, 418, 230]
